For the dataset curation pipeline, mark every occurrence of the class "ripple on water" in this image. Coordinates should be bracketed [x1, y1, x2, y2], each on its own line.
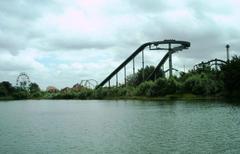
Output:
[0, 100, 240, 153]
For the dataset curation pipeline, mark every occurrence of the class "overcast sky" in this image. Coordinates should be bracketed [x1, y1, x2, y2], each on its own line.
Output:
[0, 0, 239, 89]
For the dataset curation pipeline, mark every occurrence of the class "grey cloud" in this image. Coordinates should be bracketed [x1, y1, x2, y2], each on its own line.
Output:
[126, 0, 167, 13]
[0, 0, 60, 54]
[188, 0, 232, 19]
[109, 22, 238, 72]
[35, 35, 116, 51]
[51, 38, 115, 50]
[0, 62, 31, 72]
[0, 0, 58, 20]
[0, 31, 28, 54]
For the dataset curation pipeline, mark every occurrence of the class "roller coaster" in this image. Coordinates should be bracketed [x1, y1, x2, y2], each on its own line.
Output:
[193, 58, 226, 70]
[96, 39, 190, 89]
[80, 79, 98, 89]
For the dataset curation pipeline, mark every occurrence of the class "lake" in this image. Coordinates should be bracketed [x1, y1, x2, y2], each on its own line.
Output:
[0, 100, 240, 153]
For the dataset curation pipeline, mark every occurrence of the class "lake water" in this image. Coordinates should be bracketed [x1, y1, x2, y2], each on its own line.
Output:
[0, 100, 240, 154]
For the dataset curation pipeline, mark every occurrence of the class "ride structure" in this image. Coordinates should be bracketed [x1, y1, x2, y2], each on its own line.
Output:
[96, 39, 190, 89]
[16, 72, 31, 90]
[80, 79, 98, 89]
[193, 58, 226, 70]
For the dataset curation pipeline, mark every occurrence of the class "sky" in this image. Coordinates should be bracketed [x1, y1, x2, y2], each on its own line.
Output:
[0, 0, 240, 89]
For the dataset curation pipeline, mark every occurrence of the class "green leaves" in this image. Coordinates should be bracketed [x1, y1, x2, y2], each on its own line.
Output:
[221, 56, 240, 97]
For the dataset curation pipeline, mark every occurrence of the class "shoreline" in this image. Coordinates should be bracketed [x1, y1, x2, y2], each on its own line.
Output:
[0, 94, 231, 102]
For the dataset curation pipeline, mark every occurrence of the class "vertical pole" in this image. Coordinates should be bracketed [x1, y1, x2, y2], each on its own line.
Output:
[124, 66, 127, 86]
[226, 44, 230, 62]
[215, 59, 218, 70]
[116, 73, 118, 87]
[108, 80, 110, 88]
[133, 58, 135, 75]
[142, 50, 145, 81]
[169, 43, 173, 77]
[162, 64, 165, 77]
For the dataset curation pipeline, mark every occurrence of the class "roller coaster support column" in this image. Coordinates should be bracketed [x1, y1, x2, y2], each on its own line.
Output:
[133, 58, 135, 75]
[142, 50, 145, 81]
[168, 43, 173, 77]
[215, 59, 217, 70]
[116, 73, 118, 87]
[162, 65, 165, 78]
[108, 80, 110, 88]
[124, 66, 127, 85]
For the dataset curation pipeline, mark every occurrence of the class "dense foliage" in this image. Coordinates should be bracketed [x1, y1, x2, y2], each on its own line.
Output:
[0, 82, 41, 100]
[221, 56, 240, 97]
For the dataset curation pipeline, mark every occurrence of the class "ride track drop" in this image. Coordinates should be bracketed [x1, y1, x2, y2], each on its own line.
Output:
[96, 39, 191, 89]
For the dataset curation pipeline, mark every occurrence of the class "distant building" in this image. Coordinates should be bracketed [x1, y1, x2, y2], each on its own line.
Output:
[72, 83, 84, 92]
[61, 87, 71, 93]
[46, 86, 58, 93]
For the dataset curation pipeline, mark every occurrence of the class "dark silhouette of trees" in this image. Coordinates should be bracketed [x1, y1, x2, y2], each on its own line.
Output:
[0, 81, 14, 97]
[221, 56, 240, 97]
[29, 83, 40, 93]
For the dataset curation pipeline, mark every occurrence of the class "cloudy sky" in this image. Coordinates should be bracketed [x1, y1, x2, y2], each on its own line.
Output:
[0, 0, 239, 89]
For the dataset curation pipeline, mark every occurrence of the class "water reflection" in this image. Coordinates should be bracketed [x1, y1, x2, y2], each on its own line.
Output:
[0, 100, 240, 153]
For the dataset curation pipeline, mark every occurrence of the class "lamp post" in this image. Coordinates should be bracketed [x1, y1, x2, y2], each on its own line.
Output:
[226, 44, 230, 62]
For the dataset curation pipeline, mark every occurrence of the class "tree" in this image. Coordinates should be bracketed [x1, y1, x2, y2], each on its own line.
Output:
[13, 87, 29, 99]
[28, 83, 41, 98]
[0, 81, 14, 96]
[183, 73, 223, 95]
[126, 65, 164, 86]
[221, 56, 240, 97]
[29, 83, 41, 93]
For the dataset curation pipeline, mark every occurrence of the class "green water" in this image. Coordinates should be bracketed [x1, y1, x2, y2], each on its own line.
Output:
[0, 100, 240, 154]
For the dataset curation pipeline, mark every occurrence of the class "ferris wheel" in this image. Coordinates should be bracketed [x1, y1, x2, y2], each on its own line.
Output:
[16, 72, 31, 89]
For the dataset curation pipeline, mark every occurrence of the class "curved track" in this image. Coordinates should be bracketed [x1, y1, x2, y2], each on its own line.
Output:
[193, 58, 226, 70]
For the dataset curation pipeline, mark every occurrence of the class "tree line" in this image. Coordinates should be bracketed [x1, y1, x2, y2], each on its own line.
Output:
[0, 56, 240, 100]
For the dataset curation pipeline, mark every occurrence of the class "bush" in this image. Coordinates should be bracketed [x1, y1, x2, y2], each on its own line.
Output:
[147, 78, 174, 96]
[135, 81, 154, 96]
[183, 73, 223, 95]
[93, 88, 108, 99]
[30, 92, 42, 98]
[13, 90, 29, 99]
[77, 89, 93, 99]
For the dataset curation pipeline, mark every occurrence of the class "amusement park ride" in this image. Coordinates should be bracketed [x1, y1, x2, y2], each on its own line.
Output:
[16, 72, 31, 89]
[79, 79, 98, 89]
[96, 39, 191, 88]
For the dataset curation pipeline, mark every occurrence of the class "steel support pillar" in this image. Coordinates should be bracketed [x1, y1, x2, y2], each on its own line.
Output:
[168, 43, 173, 77]
[142, 50, 145, 81]
[124, 66, 127, 86]
[215, 59, 218, 70]
[162, 65, 165, 78]
[116, 73, 118, 87]
[133, 58, 135, 75]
